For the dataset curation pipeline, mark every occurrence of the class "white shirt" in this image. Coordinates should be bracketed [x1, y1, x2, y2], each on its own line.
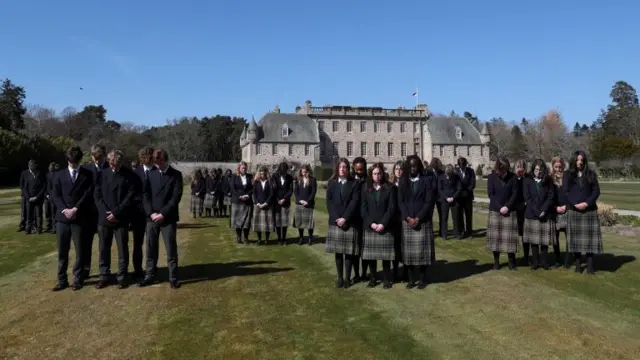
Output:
[303, 177, 309, 187]
[260, 179, 267, 189]
[68, 166, 79, 179]
[410, 175, 419, 182]
[460, 167, 466, 179]
[143, 165, 153, 172]
[338, 177, 346, 184]
[280, 176, 285, 185]
[374, 184, 381, 191]
[240, 174, 247, 185]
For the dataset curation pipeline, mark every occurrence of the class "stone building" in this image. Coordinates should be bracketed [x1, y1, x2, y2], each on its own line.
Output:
[240, 100, 490, 170]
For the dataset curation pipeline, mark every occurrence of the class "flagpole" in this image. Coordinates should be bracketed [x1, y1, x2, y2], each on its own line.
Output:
[415, 87, 419, 107]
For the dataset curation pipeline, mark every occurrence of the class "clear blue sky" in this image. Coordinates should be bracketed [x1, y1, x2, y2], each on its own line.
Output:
[2, 0, 639, 128]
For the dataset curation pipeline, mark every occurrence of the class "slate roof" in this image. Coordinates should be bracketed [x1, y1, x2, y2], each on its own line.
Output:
[257, 113, 320, 143]
[426, 116, 483, 145]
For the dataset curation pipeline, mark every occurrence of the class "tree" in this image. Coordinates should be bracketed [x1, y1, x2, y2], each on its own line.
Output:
[508, 125, 528, 160]
[573, 122, 582, 137]
[487, 117, 511, 159]
[0, 78, 27, 131]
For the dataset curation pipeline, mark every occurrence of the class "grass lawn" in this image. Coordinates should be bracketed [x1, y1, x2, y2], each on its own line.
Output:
[0, 187, 639, 359]
[474, 179, 640, 211]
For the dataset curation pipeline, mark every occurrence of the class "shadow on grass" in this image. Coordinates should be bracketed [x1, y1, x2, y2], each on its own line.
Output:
[155, 260, 295, 285]
[428, 259, 494, 284]
[177, 223, 215, 229]
[595, 254, 636, 272]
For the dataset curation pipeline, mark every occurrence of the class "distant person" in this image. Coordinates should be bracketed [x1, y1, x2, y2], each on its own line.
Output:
[51, 146, 93, 291]
[230, 162, 253, 244]
[513, 159, 527, 265]
[351, 157, 367, 283]
[292, 164, 317, 245]
[522, 159, 556, 270]
[190, 169, 205, 218]
[272, 162, 293, 245]
[550, 156, 569, 268]
[23, 160, 47, 234]
[17, 161, 32, 232]
[456, 157, 476, 238]
[437, 164, 463, 239]
[131, 147, 155, 278]
[44, 162, 59, 234]
[252, 166, 275, 244]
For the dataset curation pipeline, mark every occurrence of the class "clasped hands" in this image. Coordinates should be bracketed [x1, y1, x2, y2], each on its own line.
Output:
[574, 202, 588, 211]
[298, 200, 308, 206]
[62, 207, 78, 219]
[405, 217, 420, 228]
[369, 223, 385, 233]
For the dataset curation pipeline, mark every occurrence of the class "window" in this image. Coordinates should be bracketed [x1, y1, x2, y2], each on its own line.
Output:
[256, 144, 262, 155]
[387, 122, 392, 133]
[346, 121, 353, 133]
[305, 144, 310, 156]
[439, 145, 444, 156]
[414, 143, 420, 155]
[347, 142, 353, 157]
[281, 124, 289, 138]
[374, 121, 380, 133]
[401, 142, 407, 157]
[272, 144, 277, 155]
[360, 121, 366, 132]
[467, 146, 471, 156]
[374, 142, 380, 156]
[332, 142, 339, 156]
[453, 146, 457, 156]
[318, 121, 324, 131]
[360, 142, 367, 156]
[413, 122, 418, 133]
[480, 145, 484, 157]
[332, 121, 339, 132]
[400, 123, 406, 133]
[388, 142, 394, 157]
[288, 144, 293, 156]
[455, 126, 462, 140]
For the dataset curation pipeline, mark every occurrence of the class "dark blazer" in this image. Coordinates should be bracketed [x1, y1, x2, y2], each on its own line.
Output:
[523, 177, 556, 220]
[398, 175, 435, 223]
[230, 174, 254, 204]
[361, 184, 396, 234]
[437, 173, 462, 202]
[191, 180, 206, 198]
[24, 170, 47, 201]
[562, 170, 600, 211]
[554, 182, 568, 207]
[272, 173, 294, 207]
[326, 178, 362, 228]
[51, 167, 93, 224]
[487, 172, 520, 212]
[222, 175, 232, 196]
[132, 165, 154, 219]
[143, 166, 184, 224]
[206, 175, 221, 195]
[83, 162, 110, 221]
[46, 171, 57, 196]
[94, 167, 138, 227]
[252, 179, 274, 206]
[293, 177, 317, 208]
[457, 167, 476, 199]
[19, 169, 28, 198]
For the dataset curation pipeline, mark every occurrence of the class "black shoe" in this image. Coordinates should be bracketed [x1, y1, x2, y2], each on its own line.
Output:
[17, 228, 25, 232]
[406, 282, 416, 289]
[169, 280, 180, 289]
[336, 279, 344, 288]
[52, 282, 69, 292]
[137, 277, 155, 287]
[416, 282, 427, 289]
[25, 230, 32, 235]
[367, 280, 376, 288]
[308, 237, 313, 245]
[95, 280, 109, 289]
[383, 281, 392, 289]
[133, 270, 144, 279]
[117, 281, 128, 289]
[298, 238, 304, 245]
[72, 282, 83, 291]
[236, 236, 242, 244]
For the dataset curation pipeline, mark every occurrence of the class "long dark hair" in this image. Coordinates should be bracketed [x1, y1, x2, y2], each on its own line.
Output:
[529, 158, 551, 186]
[429, 158, 444, 174]
[568, 150, 594, 184]
[388, 160, 404, 184]
[401, 155, 424, 188]
[493, 157, 511, 176]
[366, 162, 387, 192]
[297, 164, 314, 184]
[277, 162, 289, 176]
[330, 157, 352, 181]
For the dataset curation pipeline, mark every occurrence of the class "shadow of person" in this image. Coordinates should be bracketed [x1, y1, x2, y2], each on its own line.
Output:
[154, 260, 295, 285]
[177, 223, 215, 229]
[428, 259, 493, 284]
[594, 254, 636, 272]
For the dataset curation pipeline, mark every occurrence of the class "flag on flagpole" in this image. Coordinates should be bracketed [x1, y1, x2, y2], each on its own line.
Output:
[412, 91, 418, 97]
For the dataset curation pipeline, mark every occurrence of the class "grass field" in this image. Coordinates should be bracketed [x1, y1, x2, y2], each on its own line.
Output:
[0, 189, 639, 360]
[474, 179, 640, 211]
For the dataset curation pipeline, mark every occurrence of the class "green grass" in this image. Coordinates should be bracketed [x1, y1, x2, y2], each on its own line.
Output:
[0, 187, 639, 359]
[474, 179, 640, 210]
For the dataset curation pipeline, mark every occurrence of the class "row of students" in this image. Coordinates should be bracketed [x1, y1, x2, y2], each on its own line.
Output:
[486, 151, 603, 274]
[228, 161, 318, 246]
[190, 169, 234, 218]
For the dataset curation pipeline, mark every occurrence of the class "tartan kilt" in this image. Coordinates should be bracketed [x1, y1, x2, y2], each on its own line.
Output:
[230, 203, 252, 229]
[252, 206, 275, 232]
[292, 204, 315, 229]
[190, 195, 204, 213]
[273, 204, 290, 227]
[555, 213, 567, 231]
[223, 195, 231, 206]
[567, 209, 603, 254]
[523, 218, 557, 246]
[203, 193, 216, 209]
[325, 224, 360, 255]
[362, 230, 396, 260]
[401, 221, 434, 265]
[486, 211, 519, 253]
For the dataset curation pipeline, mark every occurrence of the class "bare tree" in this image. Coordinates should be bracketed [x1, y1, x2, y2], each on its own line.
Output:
[487, 118, 511, 158]
[162, 117, 206, 161]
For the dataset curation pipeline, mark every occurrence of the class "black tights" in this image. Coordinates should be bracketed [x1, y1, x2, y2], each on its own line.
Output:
[298, 229, 314, 238]
[275, 227, 288, 241]
[235, 228, 249, 240]
[335, 253, 356, 285]
[405, 265, 428, 288]
[493, 252, 516, 269]
[256, 231, 271, 242]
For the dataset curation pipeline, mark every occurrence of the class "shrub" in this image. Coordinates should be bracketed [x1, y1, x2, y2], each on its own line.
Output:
[597, 201, 616, 227]
[475, 164, 483, 177]
[319, 181, 328, 190]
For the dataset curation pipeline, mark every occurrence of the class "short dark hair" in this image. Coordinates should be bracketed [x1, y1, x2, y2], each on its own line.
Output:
[153, 148, 169, 162]
[457, 157, 468, 167]
[66, 146, 83, 164]
[48, 162, 57, 172]
[493, 157, 510, 173]
[353, 157, 367, 167]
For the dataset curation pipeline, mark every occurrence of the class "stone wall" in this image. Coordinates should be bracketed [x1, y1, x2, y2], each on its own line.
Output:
[430, 144, 490, 168]
[171, 161, 238, 175]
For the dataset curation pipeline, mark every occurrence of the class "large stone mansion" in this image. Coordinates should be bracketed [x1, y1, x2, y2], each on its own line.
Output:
[240, 100, 490, 170]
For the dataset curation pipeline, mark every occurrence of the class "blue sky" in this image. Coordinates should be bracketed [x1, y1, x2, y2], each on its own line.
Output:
[2, 0, 639, 127]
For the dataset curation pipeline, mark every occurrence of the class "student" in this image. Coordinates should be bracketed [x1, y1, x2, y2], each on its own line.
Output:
[203, 169, 216, 217]
[522, 159, 556, 270]
[437, 164, 463, 239]
[292, 164, 317, 245]
[190, 170, 205, 218]
[252, 166, 275, 245]
[23, 160, 47, 234]
[456, 157, 476, 238]
[351, 157, 367, 283]
[44, 162, 59, 234]
[563, 150, 603, 275]
[131, 147, 154, 278]
[398, 155, 435, 289]
[272, 162, 293, 245]
[325, 158, 362, 288]
[486, 157, 520, 270]
[429, 158, 445, 238]
[221, 169, 233, 217]
[230, 162, 253, 244]
[513, 159, 527, 265]
[550, 156, 570, 268]
[361, 163, 396, 289]
[388, 160, 405, 282]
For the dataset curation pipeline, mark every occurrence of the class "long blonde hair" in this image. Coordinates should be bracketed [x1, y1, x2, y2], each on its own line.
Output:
[550, 157, 565, 186]
[253, 165, 270, 184]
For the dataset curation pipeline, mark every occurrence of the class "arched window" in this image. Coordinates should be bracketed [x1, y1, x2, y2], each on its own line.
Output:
[455, 126, 463, 140]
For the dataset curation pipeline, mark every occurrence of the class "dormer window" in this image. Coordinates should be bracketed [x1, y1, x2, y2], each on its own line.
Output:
[455, 126, 463, 140]
[281, 123, 289, 138]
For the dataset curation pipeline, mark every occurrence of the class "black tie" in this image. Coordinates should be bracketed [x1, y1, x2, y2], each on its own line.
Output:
[144, 169, 148, 180]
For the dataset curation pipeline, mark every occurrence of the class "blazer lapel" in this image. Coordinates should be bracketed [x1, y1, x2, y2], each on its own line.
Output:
[156, 168, 172, 194]
[110, 171, 121, 193]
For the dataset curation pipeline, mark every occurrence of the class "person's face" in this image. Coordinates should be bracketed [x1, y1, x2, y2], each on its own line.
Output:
[110, 161, 121, 172]
[394, 165, 402, 179]
[576, 155, 584, 170]
[354, 163, 365, 177]
[155, 157, 165, 168]
[516, 167, 525, 177]
[372, 167, 382, 184]
[409, 160, 418, 175]
[338, 162, 348, 177]
[92, 154, 104, 164]
[533, 165, 541, 179]
[301, 168, 308, 177]
[239, 164, 247, 175]
[28, 163, 37, 172]
[259, 170, 265, 179]
[553, 161, 563, 174]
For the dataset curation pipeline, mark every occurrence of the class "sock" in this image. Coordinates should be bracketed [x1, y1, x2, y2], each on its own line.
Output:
[235, 229, 242, 239]
[298, 229, 304, 239]
[335, 254, 344, 282]
[523, 243, 530, 263]
[369, 260, 377, 282]
[282, 227, 288, 241]
[243, 228, 249, 240]
[345, 255, 353, 281]
[382, 261, 391, 284]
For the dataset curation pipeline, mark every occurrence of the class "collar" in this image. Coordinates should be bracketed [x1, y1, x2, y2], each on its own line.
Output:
[143, 165, 154, 172]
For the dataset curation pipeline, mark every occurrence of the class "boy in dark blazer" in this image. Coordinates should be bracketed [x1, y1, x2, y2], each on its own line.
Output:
[44, 162, 59, 233]
[23, 160, 47, 234]
[130, 147, 155, 278]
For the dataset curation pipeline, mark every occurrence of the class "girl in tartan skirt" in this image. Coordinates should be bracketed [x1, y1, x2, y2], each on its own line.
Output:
[293, 164, 317, 245]
[361, 163, 397, 289]
[252, 166, 275, 245]
[272, 162, 293, 245]
[203, 169, 217, 217]
[523, 159, 557, 270]
[388, 160, 406, 282]
[398, 155, 436, 289]
[325, 158, 362, 289]
[513, 159, 528, 265]
[562, 150, 603, 275]
[190, 170, 205, 218]
[486, 157, 520, 270]
[551, 157, 570, 268]
[221, 169, 232, 217]
[351, 157, 368, 283]
[230, 162, 253, 244]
